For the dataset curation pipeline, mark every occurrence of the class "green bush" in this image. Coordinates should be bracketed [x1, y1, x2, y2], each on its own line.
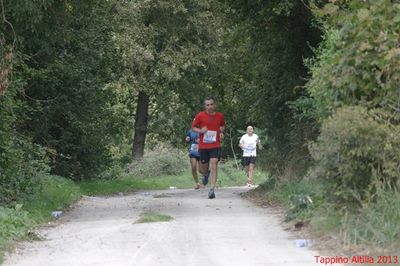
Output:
[309, 106, 400, 201]
[127, 145, 188, 178]
[0, 205, 32, 240]
[0, 140, 49, 206]
[308, 0, 400, 119]
[0, 70, 51, 206]
[0, 204, 33, 263]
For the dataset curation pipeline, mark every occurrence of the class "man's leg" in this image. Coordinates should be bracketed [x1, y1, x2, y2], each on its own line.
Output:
[207, 148, 220, 199]
[209, 158, 219, 188]
[248, 163, 255, 186]
[243, 157, 250, 184]
[199, 161, 209, 175]
[199, 161, 210, 186]
[245, 165, 249, 178]
[199, 149, 210, 186]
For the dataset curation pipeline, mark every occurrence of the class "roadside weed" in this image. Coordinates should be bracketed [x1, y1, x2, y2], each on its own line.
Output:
[135, 212, 174, 223]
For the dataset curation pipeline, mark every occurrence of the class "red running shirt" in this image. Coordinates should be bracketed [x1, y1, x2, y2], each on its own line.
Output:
[192, 111, 225, 149]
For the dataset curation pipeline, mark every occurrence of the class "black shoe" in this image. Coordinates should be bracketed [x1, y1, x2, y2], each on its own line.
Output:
[208, 188, 215, 199]
[202, 170, 210, 186]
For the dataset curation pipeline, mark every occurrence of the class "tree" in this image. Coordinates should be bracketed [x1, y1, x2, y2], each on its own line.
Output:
[213, 0, 322, 175]
[307, 0, 400, 122]
[304, 0, 400, 199]
[132, 90, 150, 161]
[115, 0, 224, 161]
[1, 0, 124, 179]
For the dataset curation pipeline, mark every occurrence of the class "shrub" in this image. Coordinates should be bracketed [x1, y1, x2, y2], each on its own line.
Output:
[0, 137, 49, 206]
[0, 204, 32, 240]
[127, 145, 188, 178]
[0, 79, 49, 206]
[307, 0, 400, 119]
[309, 106, 400, 201]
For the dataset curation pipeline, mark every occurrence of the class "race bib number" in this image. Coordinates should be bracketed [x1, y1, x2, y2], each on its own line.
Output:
[244, 143, 256, 152]
[203, 130, 217, 143]
[190, 143, 199, 152]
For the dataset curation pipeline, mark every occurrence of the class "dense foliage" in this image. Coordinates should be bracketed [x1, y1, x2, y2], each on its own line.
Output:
[1, 1, 124, 183]
[213, 0, 322, 176]
[306, 0, 400, 200]
[309, 107, 400, 201]
[308, 0, 400, 118]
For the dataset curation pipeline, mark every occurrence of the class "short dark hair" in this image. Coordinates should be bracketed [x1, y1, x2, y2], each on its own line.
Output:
[204, 96, 215, 104]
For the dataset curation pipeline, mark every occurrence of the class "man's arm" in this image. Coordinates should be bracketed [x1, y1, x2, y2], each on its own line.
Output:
[192, 115, 207, 134]
[256, 135, 263, 150]
[239, 135, 245, 149]
[193, 126, 207, 134]
[219, 126, 225, 140]
[219, 113, 226, 139]
[192, 127, 201, 133]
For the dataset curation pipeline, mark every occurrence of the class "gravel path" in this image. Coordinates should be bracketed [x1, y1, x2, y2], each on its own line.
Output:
[4, 187, 323, 266]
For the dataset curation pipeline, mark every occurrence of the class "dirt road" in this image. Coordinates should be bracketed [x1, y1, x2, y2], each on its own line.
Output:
[4, 187, 322, 266]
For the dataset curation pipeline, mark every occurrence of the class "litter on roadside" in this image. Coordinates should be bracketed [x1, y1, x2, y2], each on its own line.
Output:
[51, 211, 63, 219]
[294, 239, 313, 247]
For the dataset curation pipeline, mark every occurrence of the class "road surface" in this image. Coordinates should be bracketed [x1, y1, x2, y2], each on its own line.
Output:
[4, 187, 323, 266]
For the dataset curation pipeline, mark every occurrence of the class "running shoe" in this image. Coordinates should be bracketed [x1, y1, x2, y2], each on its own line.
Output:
[246, 181, 255, 188]
[202, 170, 210, 186]
[208, 188, 215, 199]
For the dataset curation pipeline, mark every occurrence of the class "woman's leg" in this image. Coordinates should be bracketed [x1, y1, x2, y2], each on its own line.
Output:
[190, 157, 200, 188]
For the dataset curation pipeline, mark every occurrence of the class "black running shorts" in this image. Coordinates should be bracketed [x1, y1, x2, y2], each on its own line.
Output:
[242, 156, 256, 166]
[199, 148, 221, 164]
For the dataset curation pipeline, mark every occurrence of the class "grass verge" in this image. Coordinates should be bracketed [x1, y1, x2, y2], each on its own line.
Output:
[80, 160, 269, 196]
[252, 176, 400, 259]
[135, 212, 174, 223]
[0, 175, 81, 264]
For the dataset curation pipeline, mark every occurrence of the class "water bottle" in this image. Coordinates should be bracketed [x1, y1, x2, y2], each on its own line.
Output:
[51, 211, 63, 219]
[295, 239, 313, 247]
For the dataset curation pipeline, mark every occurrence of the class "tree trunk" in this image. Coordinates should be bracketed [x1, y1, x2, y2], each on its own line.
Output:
[132, 90, 150, 161]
